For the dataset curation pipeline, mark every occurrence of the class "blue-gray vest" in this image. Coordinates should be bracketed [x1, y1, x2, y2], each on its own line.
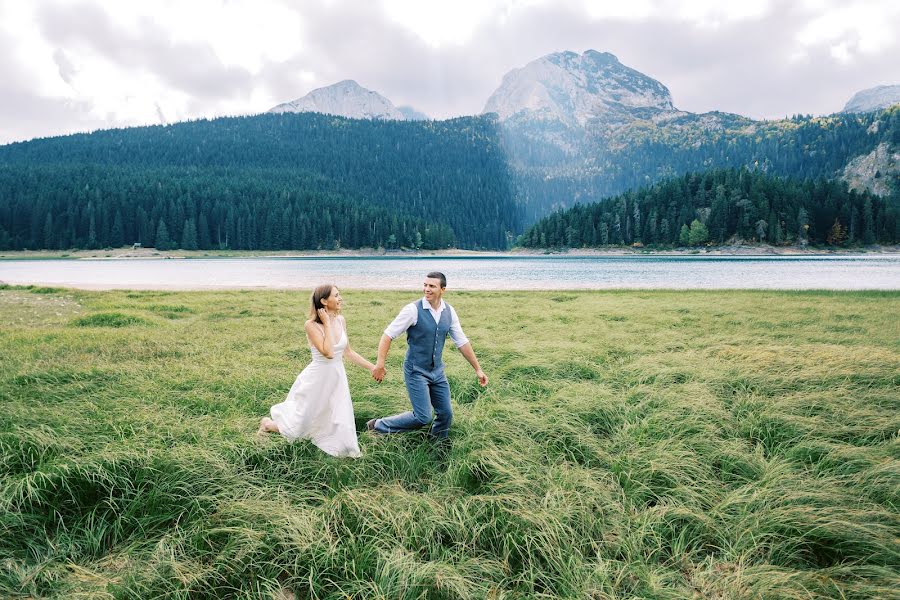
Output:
[405, 301, 452, 371]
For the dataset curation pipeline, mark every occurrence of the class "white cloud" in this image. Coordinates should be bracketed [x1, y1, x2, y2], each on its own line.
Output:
[0, 0, 898, 143]
[131, 0, 304, 72]
[830, 40, 853, 64]
[582, 0, 654, 20]
[381, 0, 508, 46]
[582, 0, 772, 24]
[793, 0, 900, 63]
[0, 3, 70, 97]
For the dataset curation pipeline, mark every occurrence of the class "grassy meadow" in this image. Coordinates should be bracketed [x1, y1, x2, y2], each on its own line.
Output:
[1, 285, 898, 599]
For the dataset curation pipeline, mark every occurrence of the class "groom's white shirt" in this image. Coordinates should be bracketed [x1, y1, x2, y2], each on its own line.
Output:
[384, 298, 469, 348]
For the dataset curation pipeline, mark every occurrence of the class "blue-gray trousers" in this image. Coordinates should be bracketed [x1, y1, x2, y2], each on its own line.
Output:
[374, 362, 452, 438]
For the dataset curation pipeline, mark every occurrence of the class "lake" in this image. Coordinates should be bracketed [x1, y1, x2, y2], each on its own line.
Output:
[1, 255, 899, 290]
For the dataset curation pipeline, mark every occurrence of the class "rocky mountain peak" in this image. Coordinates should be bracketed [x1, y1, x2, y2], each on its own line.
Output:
[842, 84, 900, 114]
[269, 80, 406, 120]
[482, 50, 676, 127]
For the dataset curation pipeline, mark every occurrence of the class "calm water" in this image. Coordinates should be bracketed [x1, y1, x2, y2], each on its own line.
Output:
[1, 255, 899, 291]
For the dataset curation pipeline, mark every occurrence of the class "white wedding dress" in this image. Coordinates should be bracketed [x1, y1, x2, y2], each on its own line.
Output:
[269, 320, 361, 458]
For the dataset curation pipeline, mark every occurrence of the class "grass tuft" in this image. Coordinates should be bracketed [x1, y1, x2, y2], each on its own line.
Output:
[71, 312, 151, 328]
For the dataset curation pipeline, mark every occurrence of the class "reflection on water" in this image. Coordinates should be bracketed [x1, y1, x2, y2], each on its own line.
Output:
[1, 255, 899, 290]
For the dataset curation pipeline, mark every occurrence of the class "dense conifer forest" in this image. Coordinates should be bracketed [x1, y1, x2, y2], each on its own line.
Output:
[0, 113, 520, 250]
[518, 169, 899, 248]
[511, 107, 900, 222]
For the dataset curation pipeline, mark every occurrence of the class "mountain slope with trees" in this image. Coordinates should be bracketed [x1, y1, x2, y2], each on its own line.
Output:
[512, 107, 900, 224]
[0, 113, 521, 251]
[518, 168, 898, 248]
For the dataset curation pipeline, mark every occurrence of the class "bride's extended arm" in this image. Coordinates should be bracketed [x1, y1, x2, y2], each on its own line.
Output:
[341, 318, 375, 372]
[344, 344, 374, 371]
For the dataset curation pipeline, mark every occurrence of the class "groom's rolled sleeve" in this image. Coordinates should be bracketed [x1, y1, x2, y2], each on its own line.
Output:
[449, 306, 469, 348]
[384, 303, 417, 339]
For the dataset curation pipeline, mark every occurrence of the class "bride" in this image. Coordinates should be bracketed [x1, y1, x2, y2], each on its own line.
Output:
[258, 284, 375, 457]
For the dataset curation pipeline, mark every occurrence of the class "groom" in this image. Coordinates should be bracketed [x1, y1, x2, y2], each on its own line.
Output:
[368, 271, 488, 439]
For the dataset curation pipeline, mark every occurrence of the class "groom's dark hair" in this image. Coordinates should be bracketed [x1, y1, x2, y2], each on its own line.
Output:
[427, 271, 446, 289]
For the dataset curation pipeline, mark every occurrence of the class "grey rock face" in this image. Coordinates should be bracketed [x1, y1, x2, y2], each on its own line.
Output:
[842, 142, 899, 196]
[483, 50, 676, 127]
[842, 85, 900, 114]
[269, 80, 405, 120]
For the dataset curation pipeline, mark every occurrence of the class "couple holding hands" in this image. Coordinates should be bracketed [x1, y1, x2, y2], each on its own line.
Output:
[258, 272, 488, 457]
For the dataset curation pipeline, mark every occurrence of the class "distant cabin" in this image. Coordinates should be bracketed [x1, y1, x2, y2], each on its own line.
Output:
[133, 243, 142, 249]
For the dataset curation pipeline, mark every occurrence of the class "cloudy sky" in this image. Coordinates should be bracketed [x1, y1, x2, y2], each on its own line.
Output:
[1, 0, 898, 144]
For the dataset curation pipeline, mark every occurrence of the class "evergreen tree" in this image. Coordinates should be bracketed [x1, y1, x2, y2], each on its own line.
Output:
[772, 220, 784, 245]
[826, 218, 847, 245]
[797, 207, 810, 245]
[755, 219, 768, 242]
[43, 213, 54, 250]
[862, 198, 876, 245]
[87, 211, 99, 249]
[632, 200, 641, 243]
[155, 219, 171, 250]
[849, 208, 859, 243]
[198, 213, 211, 249]
[110, 211, 124, 248]
[659, 218, 670, 244]
[181, 218, 198, 250]
[678, 223, 690, 246]
[613, 214, 623, 244]
[136, 207, 150, 245]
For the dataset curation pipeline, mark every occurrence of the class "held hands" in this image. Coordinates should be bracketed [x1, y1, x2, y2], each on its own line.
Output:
[476, 369, 488, 387]
[371, 364, 386, 383]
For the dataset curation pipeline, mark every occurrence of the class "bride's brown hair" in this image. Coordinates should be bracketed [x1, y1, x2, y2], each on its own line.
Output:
[309, 284, 337, 324]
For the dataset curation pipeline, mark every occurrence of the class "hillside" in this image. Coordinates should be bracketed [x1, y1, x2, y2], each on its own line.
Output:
[519, 168, 898, 248]
[0, 113, 521, 251]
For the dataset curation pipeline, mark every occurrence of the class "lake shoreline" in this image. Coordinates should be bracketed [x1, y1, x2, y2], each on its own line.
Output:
[2, 244, 899, 261]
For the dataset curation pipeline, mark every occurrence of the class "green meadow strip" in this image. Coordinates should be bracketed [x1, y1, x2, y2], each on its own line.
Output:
[1, 287, 898, 598]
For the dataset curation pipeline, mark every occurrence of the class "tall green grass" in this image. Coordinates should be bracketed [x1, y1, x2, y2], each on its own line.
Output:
[1, 287, 898, 598]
